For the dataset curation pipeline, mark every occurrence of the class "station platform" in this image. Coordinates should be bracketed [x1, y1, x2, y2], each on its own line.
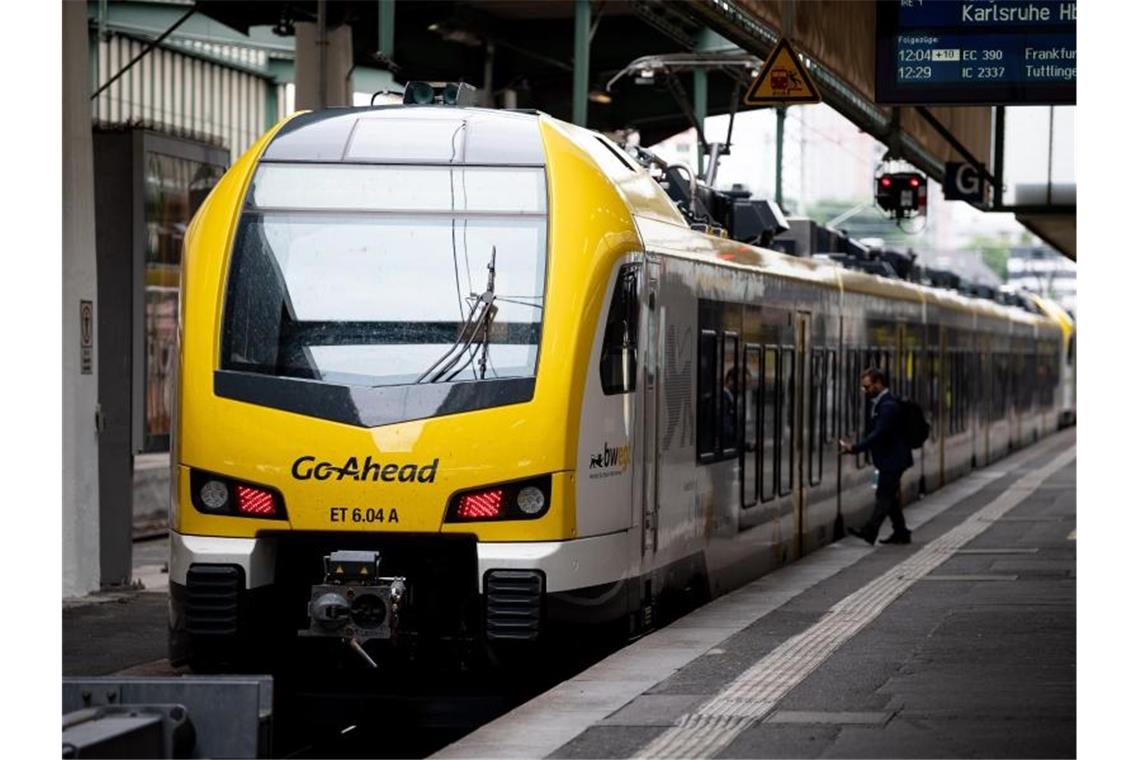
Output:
[435, 428, 1076, 759]
[63, 530, 174, 677]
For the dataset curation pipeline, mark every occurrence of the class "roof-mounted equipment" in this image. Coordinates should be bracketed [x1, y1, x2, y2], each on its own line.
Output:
[403, 81, 478, 106]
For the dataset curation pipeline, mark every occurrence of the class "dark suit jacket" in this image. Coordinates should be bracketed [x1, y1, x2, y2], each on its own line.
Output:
[853, 392, 914, 472]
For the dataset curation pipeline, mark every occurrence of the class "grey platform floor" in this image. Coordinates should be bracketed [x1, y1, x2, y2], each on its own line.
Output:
[63, 535, 173, 676]
[437, 429, 1076, 759]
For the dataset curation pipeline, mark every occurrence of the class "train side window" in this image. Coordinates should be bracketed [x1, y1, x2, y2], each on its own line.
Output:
[845, 348, 858, 439]
[963, 351, 972, 427]
[990, 353, 1003, 421]
[856, 348, 872, 468]
[1025, 350, 1036, 411]
[1038, 341, 1053, 407]
[966, 349, 973, 423]
[994, 352, 1001, 421]
[779, 346, 795, 496]
[807, 350, 818, 486]
[808, 348, 823, 486]
[1025, 348, 1031, 411]
[697, 329, 719, 460]
[904, 350, 915, 401]
[928, 349, 940, 442]
[721, 333, 740, 458]
[946, 351, 956, 435]
[599, 263, 640, 395]
[744, 344, 761, 508]
[997, 354, 1006, 420]
[982, 352, 992, 422]
[914, 349, 925, 411]
[946, 351, 954, 434]
[966, 352, 972, 425]
[963, 352, 970, 428]
[976, 351, 983, 423]
[761, 346, 778, 502]
[1005, 354, 1012, 416]
[959, 351, 967, 431]
[826, 349, 838, 443]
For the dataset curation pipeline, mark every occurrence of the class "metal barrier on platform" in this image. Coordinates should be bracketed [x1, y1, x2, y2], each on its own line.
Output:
[62, 676, 272, 758]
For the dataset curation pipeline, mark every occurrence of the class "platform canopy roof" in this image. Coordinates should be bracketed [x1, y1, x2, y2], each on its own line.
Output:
[184, 0, 1072, 259]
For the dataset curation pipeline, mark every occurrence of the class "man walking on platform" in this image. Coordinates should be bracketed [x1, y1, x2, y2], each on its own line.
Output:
[840, 368, 913, 545]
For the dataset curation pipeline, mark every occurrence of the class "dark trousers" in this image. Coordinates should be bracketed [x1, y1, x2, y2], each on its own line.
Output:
[864, 468, 908, 540]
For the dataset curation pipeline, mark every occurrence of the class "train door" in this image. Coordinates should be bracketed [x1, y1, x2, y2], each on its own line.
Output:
[895, 323, 911, 492]
[640, 258, 662, 558]
[938, 325, 947, 484]
[980, 335, 991, 465]
[794, 312, 811, 559]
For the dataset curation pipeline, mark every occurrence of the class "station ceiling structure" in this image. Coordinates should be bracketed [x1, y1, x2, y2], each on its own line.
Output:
[193, 0, 1075, 258]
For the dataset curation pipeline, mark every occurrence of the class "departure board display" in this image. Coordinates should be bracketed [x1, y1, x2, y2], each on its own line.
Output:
[876, 1, 1076, 105]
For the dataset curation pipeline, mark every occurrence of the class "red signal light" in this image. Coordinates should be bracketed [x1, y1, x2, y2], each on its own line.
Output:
[880, 176, 892, 188]
[456, 489, 504, 519]
[237, 484, 276, 516]
[909, 176, 920, 188]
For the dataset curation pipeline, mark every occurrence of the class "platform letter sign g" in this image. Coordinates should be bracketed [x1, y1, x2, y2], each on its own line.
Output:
[943, 162, 984, 204]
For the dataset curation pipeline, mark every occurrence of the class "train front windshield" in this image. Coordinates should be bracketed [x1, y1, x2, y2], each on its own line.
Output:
[222, 163, 547, 387]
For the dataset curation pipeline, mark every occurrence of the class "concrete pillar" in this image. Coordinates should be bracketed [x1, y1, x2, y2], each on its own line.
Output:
[294, 21, 354, 110]
[62, 0, 102, 598]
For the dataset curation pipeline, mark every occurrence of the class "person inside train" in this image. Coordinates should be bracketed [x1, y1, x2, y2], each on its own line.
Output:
[722, 366, 739, 447]
[839, 367, 913, 545]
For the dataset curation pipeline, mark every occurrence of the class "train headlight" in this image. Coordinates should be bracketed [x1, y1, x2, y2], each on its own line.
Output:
[446, 475, 552, 522]
[199, 480, 229, 511]
[516, 486, 545, 515]
[189, 469, 287, 520]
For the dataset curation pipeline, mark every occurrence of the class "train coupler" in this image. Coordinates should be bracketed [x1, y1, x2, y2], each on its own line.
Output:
[301, 550, 408, 662]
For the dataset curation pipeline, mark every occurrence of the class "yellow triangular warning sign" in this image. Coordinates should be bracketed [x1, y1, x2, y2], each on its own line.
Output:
[743, 38, 821, 106]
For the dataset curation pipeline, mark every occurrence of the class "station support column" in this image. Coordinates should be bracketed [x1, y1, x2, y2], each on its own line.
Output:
[378, 0, 395, 60]
[63, 0, 102, 598]
[775, 106, 787, 209]
[295, 1, 354, 110]
[573, 0, 590, 126]
[693, 69, 708, 177]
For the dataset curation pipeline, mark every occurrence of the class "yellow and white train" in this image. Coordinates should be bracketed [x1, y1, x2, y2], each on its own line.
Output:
[169, 94, 1074, 670]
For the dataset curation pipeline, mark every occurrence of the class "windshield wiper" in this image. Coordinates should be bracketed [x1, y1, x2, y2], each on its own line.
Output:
[416, 247, 498, 383]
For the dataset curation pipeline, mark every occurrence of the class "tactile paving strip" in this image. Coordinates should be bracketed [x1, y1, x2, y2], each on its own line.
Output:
[631, 447, 1077, 759]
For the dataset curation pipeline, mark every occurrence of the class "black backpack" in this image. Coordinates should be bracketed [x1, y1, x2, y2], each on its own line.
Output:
[899, 397, 930, 449]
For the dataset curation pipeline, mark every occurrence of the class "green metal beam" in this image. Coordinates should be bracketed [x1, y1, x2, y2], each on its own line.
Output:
[265, 81, 279, 129]
[573, 0, 590, 126]
[378, 0, 395, 59]
[693, 69, 708, 176]
[775, 106, 786, 209]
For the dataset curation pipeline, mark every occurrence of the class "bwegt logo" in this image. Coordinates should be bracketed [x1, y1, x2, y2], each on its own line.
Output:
[589, 442, 630, 472]
[292, 456, 439, 483]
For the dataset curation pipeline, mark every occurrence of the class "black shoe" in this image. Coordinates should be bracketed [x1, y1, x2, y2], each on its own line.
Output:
[880, 532, 912, 545]
[847, 527, 875, 546]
